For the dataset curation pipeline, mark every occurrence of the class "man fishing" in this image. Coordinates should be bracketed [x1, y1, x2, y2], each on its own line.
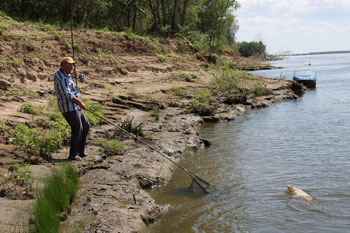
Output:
[54, 57, 90, 161]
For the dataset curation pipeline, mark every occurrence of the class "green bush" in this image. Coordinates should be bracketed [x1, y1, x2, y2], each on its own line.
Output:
[189, 91, 215, 116]
[171, 86, 185, 96]
[102, 138, 124, 155]
[40, 130, 64, 157]
[199, 91, 212, 106]
[84, 101, 104, 126]
[185, 31, 210, 50]
[73, 44, 82, 54]
[120, 117, 144, 137]
[175, 72, 196, 82]
[177, 41, 187, 53]
[30, 165, 79, 233]
[166, 53, 179, 61]
[1, 165, 34, 199]
[212, 67, 239, 94]
[107, 90, 119, 100]
[42, 113, 70, 144]
[238, 41, 266, 58]
[149, 110, 161, 121]
[11, 124, 64, 160]
[19, 103, 43, 115]
[252, 82, 270, 96]
[0, 120, 8, 135]
[11, 124, 41, 156]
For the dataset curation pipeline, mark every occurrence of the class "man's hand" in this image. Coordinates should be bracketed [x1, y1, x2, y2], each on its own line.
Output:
[71, 97, 86, 110]
[79, 102, 86, 110]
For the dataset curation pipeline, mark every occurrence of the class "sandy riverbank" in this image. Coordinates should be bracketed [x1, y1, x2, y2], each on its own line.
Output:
[0, 14, 304, 232]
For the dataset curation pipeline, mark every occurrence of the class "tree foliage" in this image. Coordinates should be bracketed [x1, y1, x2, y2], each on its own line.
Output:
[0, 0, 239, 48]
[238, 41, 266, 58]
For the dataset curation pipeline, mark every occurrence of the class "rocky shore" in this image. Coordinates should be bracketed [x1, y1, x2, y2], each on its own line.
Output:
[60, 81, 301, 233]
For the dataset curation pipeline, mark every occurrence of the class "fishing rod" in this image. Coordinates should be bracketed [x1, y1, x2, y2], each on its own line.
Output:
[70, 7, 85, 86]
[85, 108, 210, 194]
[70, 10, 78, 86]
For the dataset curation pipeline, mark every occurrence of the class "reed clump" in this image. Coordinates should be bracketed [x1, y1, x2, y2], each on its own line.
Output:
[30, 165, 79, 233]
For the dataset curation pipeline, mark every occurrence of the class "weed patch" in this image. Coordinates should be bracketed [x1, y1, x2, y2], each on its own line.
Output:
[171, 86, 185, 96]
[83, 100, 104, 126]
[30, 165, 79, 233]
[252, 82, 271, 96]
[149, 110, 161, 121]
[0, 119, 8, 135]
[10, 124, 63, 160]
[107, 89, 119, 100]
[212, 67, 239, 95]
[174, 72, 197, 82]
[0, 165, 34, 200]
[101, 138, 125, 155]
[120, 117, 144, 137]
[73, 44, 82, 54]
[166, 53, 179, 61]
[189, 91, 215, 116]
[177, 41, 187, 53]
[0, 85, 38, 97]
[19, 103, 43, 115]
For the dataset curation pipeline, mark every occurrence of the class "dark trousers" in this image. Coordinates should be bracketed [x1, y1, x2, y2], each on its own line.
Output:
[63, 109, 90, 159]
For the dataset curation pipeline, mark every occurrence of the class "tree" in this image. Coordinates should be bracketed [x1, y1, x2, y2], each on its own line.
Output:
[198, 0, 238, 47]
[238, 41, 266, 58]
[0, 0, 241, 50]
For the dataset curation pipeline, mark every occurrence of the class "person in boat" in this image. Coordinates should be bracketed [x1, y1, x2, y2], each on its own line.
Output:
[54, 57, 90, 161]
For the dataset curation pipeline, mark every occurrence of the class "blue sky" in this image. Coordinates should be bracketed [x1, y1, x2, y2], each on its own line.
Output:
[235, 0, 350, 54]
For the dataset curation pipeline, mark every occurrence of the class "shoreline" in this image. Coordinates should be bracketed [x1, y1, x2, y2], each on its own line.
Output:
[60, 79, 301, 232]
[0, 75, 302, 232]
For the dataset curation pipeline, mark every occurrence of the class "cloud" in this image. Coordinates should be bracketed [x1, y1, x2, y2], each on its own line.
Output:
[321, 22, 350, 33]
[238, 0, 350, 17]
[240, 16, 299, 26]
[236, 0, 350, 53]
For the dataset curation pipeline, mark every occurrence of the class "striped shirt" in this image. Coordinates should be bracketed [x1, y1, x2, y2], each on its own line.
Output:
[54, 69, 82, 113]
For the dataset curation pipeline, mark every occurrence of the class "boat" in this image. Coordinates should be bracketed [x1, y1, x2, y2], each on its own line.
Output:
[293, 70, 317, 88]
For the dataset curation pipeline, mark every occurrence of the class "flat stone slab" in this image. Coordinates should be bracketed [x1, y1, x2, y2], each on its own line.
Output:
[0, 198, 34, 232]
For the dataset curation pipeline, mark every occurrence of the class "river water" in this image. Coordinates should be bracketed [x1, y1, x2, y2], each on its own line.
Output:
[149, 53, 350, 233]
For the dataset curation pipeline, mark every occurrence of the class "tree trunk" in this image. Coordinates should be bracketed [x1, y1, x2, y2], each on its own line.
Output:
[181, 0, 189, 27]
[172, 0, 180, 31]
[155, 0, 162, 28]
[160, 0, 167, 26]
[132, 3, 137, 30]
[149, 0, 162, 31]
[127, 5, 131, 28]
[20, 0, 26, 18]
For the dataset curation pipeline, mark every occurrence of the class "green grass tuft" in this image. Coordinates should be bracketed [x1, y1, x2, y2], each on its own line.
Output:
[30, 165, 78, 233]
[149, 110, 161, 121]
[171, 86, 185, 96]
[83, 100, 104, 126]
[19, 103, 43, 115]
[101, 138, 125, 155]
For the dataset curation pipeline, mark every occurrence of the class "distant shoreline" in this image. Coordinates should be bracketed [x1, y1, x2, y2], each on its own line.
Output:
[285, 50, 350, 57]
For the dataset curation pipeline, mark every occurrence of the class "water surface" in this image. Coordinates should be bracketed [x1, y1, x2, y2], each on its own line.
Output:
[149, 53, 350, 233]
